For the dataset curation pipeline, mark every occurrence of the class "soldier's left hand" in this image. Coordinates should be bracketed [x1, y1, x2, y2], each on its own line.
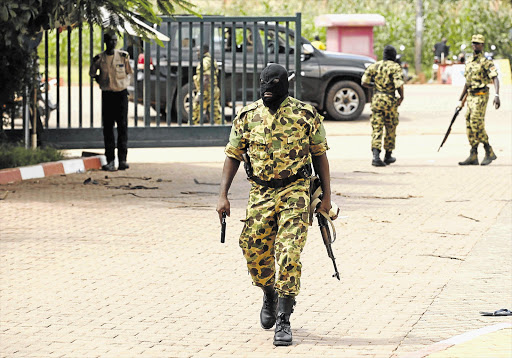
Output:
[493, 96, 500, 109]
[316, 200, 334, 218]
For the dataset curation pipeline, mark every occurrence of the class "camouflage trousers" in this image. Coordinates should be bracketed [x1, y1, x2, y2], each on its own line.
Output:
[239, 179, 310, 297]
[465, 92, 489, 147]
[192, 87, 221, 125]
[370, 93, 399, 151]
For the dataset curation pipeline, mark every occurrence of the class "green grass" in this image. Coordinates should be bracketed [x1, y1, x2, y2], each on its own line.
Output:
[0, 144, 64, 170]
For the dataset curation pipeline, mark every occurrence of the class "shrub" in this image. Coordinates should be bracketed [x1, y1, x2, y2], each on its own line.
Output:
[0, 144, 64, 170]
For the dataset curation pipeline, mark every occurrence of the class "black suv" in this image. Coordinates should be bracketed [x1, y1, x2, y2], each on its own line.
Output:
[127, 19, 375, 121]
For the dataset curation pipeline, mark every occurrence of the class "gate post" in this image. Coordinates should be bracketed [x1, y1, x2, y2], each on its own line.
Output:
[294, 12, 302, 100]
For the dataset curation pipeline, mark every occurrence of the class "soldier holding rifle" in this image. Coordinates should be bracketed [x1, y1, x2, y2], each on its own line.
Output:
[216, 64, 337, 347]
[457, 34, 500, 166]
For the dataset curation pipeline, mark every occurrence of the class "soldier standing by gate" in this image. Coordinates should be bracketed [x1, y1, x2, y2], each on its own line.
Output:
[457, 34, 500, 166]
[192, 45, 221, 124]
[90, 32, 133, 171]
[362, 45, 404, 167]
[216, 64, 336, 346]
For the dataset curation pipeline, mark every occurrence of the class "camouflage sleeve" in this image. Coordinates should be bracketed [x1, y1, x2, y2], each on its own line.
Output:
[224, 112, 247, 161]
[361, 64, 375, 86]
[392, 63, 404, 89]
[309, 110, 329, 156]
[485, 59, 498, 79]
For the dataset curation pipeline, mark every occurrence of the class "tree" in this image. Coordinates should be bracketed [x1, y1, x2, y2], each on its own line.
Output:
[0, 0, 196, 125]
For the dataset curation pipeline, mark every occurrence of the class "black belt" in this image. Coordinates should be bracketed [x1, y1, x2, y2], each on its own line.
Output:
[469, 87, 488, 95]
[249, 165, 312, 188]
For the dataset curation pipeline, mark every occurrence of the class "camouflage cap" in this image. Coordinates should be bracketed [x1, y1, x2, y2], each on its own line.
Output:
[471, 34, 485, 43]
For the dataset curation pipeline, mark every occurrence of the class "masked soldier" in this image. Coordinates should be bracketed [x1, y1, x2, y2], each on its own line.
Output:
[362, 45, 404, 167]
[90, 31, 133, 171]
[216, 64, 335, 346]
[192, 45, 221, 125]
[457, 34, 500, 166]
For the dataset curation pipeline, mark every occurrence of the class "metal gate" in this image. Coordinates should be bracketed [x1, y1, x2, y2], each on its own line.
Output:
[3, 14, 302, 149]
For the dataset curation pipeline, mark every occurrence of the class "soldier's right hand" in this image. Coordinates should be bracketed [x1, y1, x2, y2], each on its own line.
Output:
[216, 197, 230, 223]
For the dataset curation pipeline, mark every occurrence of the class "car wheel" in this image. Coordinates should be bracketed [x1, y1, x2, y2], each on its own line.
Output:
[176, 82, 197, 123]
[325, 81, 366, 121]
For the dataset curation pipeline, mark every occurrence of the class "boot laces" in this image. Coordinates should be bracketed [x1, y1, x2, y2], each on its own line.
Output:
[263, 293, 276, 309]
[275, 313, 291, 333]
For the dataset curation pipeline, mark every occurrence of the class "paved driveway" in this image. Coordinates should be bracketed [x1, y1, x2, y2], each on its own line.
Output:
[1, 84, 511, 357]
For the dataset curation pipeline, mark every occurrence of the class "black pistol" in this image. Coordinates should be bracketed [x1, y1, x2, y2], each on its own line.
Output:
[220, 212, 226, 243]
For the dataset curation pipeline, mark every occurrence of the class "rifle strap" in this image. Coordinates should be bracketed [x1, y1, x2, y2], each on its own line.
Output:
[310, 176, 339, 242]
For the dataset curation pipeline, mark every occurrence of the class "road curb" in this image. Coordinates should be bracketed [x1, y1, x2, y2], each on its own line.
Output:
[0, 155, 106, 185]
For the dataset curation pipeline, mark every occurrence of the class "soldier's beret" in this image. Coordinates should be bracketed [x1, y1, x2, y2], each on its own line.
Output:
[471, 34, 485, 44]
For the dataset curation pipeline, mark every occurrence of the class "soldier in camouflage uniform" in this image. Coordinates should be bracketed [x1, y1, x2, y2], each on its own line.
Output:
[216, 64, 335, 347]
[361, 45, 404, 167]
[192, 45, 221, 125]
[457, 34, 500, 166]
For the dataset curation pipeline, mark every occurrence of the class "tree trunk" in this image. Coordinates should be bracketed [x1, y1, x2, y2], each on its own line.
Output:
[415, 0, 424, 81]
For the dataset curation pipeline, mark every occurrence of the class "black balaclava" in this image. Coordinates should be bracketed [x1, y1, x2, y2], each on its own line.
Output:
[383, 45, 397, 62]
[260, 64, 289, 112]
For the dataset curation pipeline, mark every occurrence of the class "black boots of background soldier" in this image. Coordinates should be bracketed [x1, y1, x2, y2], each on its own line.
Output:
[384, 150, 396, 164]
[372, 148, 396, 167]
[481, 143, 497, 166]
[260, 286, 278, 330]
[459, 144, 497, 166]
[372, 148, 386, 167]
[273, 296, 295, 346]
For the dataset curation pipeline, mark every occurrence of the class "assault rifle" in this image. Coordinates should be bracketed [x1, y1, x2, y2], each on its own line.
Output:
[438, 93, 468, 152]
[312, 177, 340, 280]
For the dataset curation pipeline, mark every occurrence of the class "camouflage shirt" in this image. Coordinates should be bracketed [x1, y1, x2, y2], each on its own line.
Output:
[225, 97, 329, 181]
[464, 53, 498, 90]
[196, 52, 218, 87]
[361, 60, 404, 94]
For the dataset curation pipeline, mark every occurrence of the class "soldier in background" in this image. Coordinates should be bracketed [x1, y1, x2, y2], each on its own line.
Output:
[90, 31, 133, 171]
[457, 34, 500, 166]
[192, 44, 221, 124]
[361, 45, 404, 167]
[216, 64, 336, 347]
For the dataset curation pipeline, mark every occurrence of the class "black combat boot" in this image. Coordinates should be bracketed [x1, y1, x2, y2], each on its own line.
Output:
[384, 150, 396, 164]
[458, 146, 479, 165]
[372, 148, 386, 167]
[481, 143, 497, 166]
[260, 286, 278, 329]
[273, 296, 295, 346]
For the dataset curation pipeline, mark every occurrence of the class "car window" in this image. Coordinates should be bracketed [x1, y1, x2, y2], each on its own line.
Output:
[260, 28, 294, 54]
[171, 23, 202, 50]
[220, 26, 254, 53]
